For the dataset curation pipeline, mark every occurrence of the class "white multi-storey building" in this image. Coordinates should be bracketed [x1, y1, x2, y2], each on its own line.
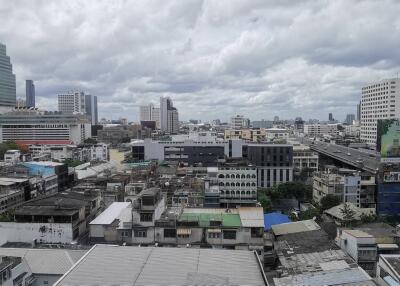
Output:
[140, 104, 161, 129]
[58, 92, 85, 114]
[360, 78, 400, 146]
[304, 123, 338, 137]
[230, 115, 250, 129]
[0, 109, 91, 145]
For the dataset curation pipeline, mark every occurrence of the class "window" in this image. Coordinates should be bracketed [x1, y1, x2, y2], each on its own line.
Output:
[223, 230, 236, 239]
[164, 228, 176, 238]
[43, 281, 49, 285]
[140, 213, 153, 222]
[251, 228, 263, 238]
[121, 231, 129, 237]
[134, 229, 147, 237]
[208, 232, 221, 239]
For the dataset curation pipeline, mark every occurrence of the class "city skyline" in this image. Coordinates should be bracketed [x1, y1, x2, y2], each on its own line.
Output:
[1, 1, 400, 121]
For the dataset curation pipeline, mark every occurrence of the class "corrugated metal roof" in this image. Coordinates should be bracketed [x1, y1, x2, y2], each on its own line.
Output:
[54, 245, 266, 286]
[90, 202, 131, 225]
[272, 219, 320, 236]
[0, 248, 86, 275]
[238, 207, 264, 227]
[179, 213, 242, 227]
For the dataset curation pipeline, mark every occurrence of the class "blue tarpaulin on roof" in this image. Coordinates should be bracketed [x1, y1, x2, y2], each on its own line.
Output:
[264, 212, 291, 230]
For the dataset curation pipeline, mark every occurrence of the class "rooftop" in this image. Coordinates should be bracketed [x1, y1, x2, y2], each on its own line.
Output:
[54, 244, 266, 286]
[272, 219, 320, 236]
[324, 203, 375, 221]
[0, 248, 86, 275]
[264, 212, 291, 231]
[90, 202, 131, 225]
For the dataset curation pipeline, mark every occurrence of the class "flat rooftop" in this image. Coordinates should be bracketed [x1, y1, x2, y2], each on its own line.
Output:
[54, 245, 266, 286]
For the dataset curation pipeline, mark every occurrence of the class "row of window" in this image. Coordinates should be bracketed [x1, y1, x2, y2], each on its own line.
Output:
[218, 174, 256, 179]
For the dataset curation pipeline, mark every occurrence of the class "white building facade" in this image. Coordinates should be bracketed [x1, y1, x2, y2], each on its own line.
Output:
[360, 78, 400, 146]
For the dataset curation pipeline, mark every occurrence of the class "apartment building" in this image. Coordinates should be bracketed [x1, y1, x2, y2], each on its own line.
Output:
[292, 144, 318, 173]
[361, 78, 400, 146]
[230, 115, 250, 129]
[224, 128, 266, 142]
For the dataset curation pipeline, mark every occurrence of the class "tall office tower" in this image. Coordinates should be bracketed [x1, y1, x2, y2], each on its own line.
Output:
[58, 91, 86, 114]
[84, 94, 98, 125]
[140, 103, 160, 129]
[329, 113, 333, 121]
[0, 43, 16, 111]
[361, 78, 400, 147]
[357, 102, 361, 121]
[160, 97, 179, 134]
[25, 80, 35, 108]
[344, 114, 355, 125]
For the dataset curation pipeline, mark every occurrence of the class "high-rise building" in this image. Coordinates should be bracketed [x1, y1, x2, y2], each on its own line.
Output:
[25, 79, 35, 108]
[160, 97, 179, 134]
[58, 91, 97, 124]
[360, 78, 400, 146]
[84, 94, 98, 125]
[58, 91, 85, 114]
[0, 43, 16, 110]
[357, 101, 361, 121]
[139, 103, 160, 129]
[329, 113, 333, 121]
[344, 114, 355, 125]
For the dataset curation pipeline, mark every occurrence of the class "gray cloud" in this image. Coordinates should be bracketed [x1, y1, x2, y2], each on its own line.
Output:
[1, 0, 399, 122]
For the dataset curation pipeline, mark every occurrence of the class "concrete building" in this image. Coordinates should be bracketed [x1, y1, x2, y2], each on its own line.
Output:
[361, 78, 400, 146]
[160, 97, 179, 134]
[304, 123, 339, 137]
[0, 191, 102, 245]
[265, 128, 289, 142]
[25, 80, 35, 108]
[292, 143, 318, 174]
[53, 244, 267, 286]
[0, 109, 91, 145]
[131, 138, 244, 166]
[3, 149, 20, 164]
[140, 103, 160, 129]
[0, 43, 16, 111]
[345, 113, 355, 125]
[97, 124, 142, 145]
[337, 224, 400, 275]
[58, 92, 85, 114]
[230, 115, 250, 129]
[204, 164, 258, 208]
[224, 128, 266, 142]
[244, 144, 293, 188]
[377, 254, 400, 286]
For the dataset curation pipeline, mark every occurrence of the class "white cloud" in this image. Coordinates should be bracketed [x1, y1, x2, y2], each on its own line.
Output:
[1, 0, 400, 122]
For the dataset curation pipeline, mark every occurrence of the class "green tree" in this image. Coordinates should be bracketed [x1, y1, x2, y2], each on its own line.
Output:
[84, 138, 98, 144]
[320, 194, 341, 211]
[0, 141, 21, 159]
[258, 192, 272, 212]
[63, 159, 83, 167]
[340, 203, 356, 226]
[299, 207, 321, 221]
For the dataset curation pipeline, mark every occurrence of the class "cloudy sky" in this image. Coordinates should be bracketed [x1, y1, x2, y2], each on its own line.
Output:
[1, 0, 399, 122]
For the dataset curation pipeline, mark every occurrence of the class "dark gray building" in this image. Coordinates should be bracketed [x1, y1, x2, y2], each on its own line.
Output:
[244, 144, 293, 188]
[85, 94, 98, 125]
[0, 43, 16, 109]
[25, 80, 35, 108]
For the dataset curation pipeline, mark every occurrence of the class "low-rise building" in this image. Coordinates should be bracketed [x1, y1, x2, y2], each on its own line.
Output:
[0, 191, 102, 245]
[377, 254, 400, 286]
[265, 128, 289, 142]
[304, 123, 339, 137]
[336, 223, 400, 275]
[224, 129, 266, 142]
[4, 150, 21, 164]
[292, 143, 318, 175]
[53, 244, 267, 286]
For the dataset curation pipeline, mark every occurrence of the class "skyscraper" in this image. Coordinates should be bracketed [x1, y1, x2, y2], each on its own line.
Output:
[140, 103, 160, 128]
[344, 114, 355, 125]
[328, 113, 333, 121]
[0, 43, 16, 110]
[160, 96, 179, 134]
[85, 94, 98, 125]
[26, 80, 35, 108]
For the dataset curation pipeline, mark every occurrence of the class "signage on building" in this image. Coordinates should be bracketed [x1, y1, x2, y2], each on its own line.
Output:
[377, 119, 400, 163]
[383, 171, 400, 182]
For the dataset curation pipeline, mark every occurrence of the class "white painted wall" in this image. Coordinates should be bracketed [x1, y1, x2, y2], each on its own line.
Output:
[0, 222, 73, 245]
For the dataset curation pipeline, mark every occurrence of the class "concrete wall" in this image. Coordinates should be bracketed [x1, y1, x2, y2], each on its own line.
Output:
[0, 222, 73, 245]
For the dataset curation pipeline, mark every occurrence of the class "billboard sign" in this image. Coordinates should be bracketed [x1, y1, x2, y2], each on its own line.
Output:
[377, 119, 400, 163]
